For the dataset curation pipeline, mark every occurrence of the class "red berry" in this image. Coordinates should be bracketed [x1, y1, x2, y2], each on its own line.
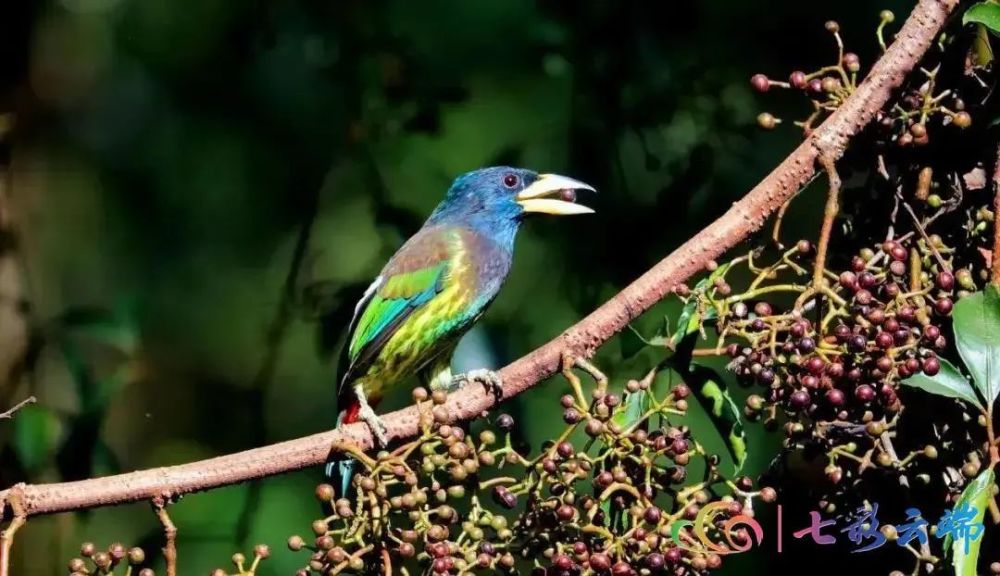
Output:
[935, 298, 954, 315]
[804, 356, 825, 375]
[644, 506, 662, 524]
[839, 271, 858, 290]
[589, 553, 611, 573]
[646, 553, 665, 571]
[855, 384, 876, 403]
[875, 332, 894, 349]
[751, 74, 770, 92]
[842, 52, 860, 72]
[922, 356, 941, 376]
[876, 356, 893, 373]
[923, 324, 941, 341]
[554, 554, 574, 571]
[789, 70, 807, 89]
[937, 271, 955, 291]
[612, 561, 633, 576]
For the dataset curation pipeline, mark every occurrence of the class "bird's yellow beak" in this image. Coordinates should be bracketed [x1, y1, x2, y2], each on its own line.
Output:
[516, 174, 596, 215]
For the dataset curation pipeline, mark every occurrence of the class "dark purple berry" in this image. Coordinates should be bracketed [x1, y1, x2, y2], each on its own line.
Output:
[492, 486, 517, 509]
[646, 553, 665, 571]
[922, 356, 941, 376]
[798, 337, 816, 353]
[826, 388, 845, 407]
[935, 298, 954, 316]
[937, 271, 955, 291]
[848, 335, 867, 353]
[854, 384, 876, 403]
[834, 324, 851, 341]
[789, 390, 811, 409]
[923, 324, 940, 340]
[875, 332, 894, 349]
[497, 414, 514, 430]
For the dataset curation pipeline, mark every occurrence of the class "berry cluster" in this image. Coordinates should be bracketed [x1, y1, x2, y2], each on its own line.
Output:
[751, 13, 973, 141]
[210, 545, 271, 576]
[66, 542, 152, 576]
[728, 239, 959, 425]
[291, 360, 772, 575]
[672, 225, 979, 489]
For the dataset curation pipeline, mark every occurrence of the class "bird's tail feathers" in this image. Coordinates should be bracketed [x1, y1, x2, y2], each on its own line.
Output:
[325, 401, 361, 498]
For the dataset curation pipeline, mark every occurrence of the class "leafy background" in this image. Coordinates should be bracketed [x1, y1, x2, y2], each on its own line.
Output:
[0, 0, 915, 574]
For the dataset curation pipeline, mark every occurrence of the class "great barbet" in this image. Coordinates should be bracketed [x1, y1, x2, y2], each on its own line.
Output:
[326, 167, 595, 494]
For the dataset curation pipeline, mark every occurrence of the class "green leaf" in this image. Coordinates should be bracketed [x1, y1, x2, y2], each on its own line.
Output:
[973, 23, 995, 66]
[688, 364, 748, 471]
[901, 357, 983, 409]
[669, 263, 730, 349]
[964, 2, 1000, 36]
[952, 286, 1000, 404]
[945, 468, 993, 576]
[612, 388, 652, 430]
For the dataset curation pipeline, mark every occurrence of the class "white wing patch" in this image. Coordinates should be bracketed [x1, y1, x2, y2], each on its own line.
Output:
[348, 275, 383, 334]
[355, 276, 382, 316]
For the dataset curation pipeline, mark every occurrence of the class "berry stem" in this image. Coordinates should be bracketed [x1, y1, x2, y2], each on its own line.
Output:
[0, 494, 25, 576]
[813, 155, 841, 289]
[153, 498, 178, 576]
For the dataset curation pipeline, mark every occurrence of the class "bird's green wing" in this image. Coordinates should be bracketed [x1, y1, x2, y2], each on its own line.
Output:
[348, 266, 446, 361]
[340, 228, 455, 388]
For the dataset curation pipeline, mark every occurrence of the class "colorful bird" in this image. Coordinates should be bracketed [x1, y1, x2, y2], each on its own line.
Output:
[326, 166, 595, 495]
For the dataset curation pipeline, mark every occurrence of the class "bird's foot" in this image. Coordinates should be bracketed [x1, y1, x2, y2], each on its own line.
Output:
[359, 403, 389, 448]
[355, 384, 389, 448]
[450, 369, 504, 400]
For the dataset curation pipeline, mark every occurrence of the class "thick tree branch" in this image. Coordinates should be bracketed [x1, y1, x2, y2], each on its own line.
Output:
[0, 0, 958, 519]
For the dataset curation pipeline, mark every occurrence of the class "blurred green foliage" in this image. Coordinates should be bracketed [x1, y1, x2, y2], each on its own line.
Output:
[1, 0, 911, 573]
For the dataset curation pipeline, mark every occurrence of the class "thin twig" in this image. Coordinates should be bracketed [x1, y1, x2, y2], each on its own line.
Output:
[812, 155, 841, 287]
[771, 195, 795, 248]
[0, 396, 34, 420]
[0, 493, 25, 576]
[899, 198, 949, 272]
[153, 497, 178, 576]
[0, 0, 959, 518]
[879, 429, 910, 489]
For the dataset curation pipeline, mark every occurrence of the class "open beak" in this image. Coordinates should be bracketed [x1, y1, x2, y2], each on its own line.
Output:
[516, 173, 596, 215]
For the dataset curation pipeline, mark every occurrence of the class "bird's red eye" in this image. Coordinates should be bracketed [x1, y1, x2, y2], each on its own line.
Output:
[502, 173, 519, 188]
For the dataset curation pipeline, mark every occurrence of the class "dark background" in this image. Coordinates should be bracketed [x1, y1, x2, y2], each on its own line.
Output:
[0, 1, 916, 574]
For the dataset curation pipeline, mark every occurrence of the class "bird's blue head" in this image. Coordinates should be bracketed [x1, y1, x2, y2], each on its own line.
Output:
[427, 166, 595, 248]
